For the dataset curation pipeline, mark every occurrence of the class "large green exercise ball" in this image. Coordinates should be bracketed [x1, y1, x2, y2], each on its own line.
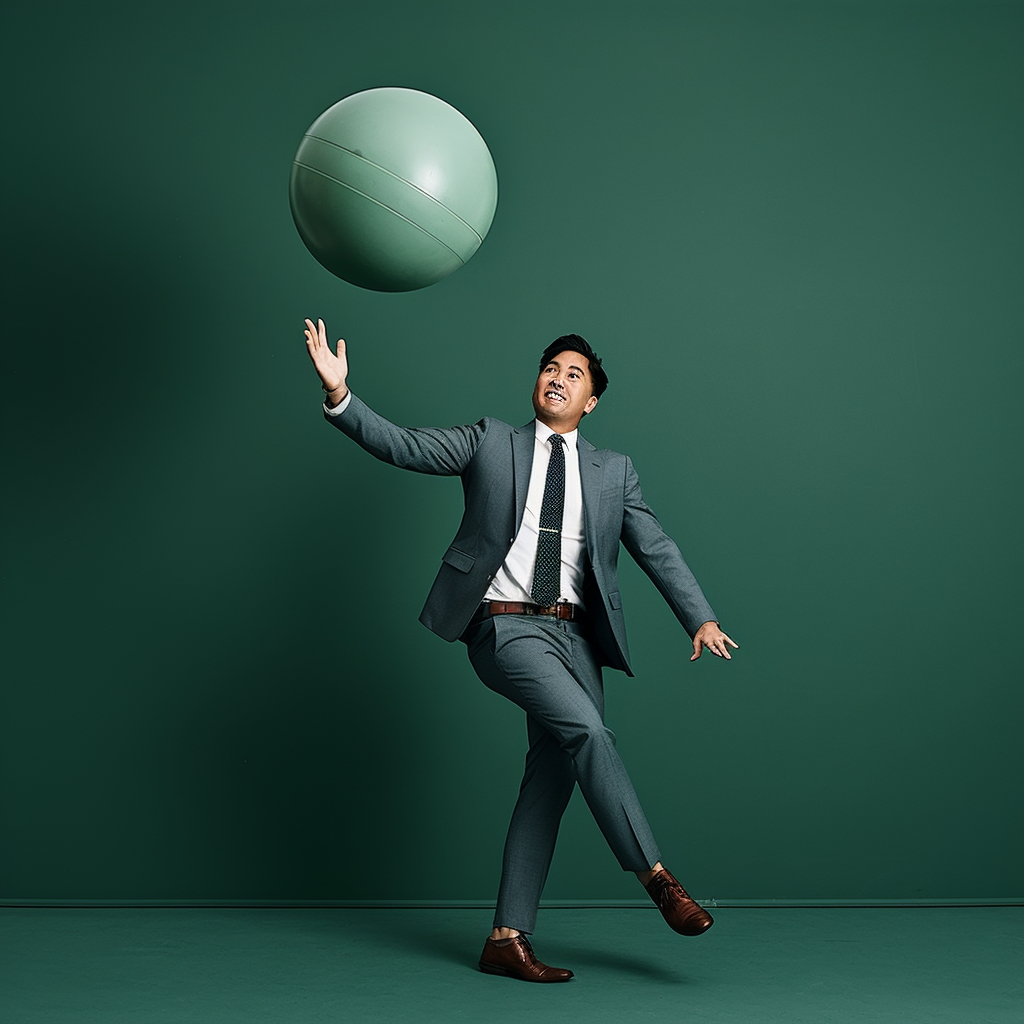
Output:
[289, 88, 498, 292]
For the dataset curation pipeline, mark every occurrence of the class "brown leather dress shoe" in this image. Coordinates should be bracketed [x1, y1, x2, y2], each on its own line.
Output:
[644, 868, 714, 936]
[478, 934, 574, 982]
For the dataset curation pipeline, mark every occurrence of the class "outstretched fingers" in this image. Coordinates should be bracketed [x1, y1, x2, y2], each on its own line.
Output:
[304, 318, 345, 360]
[710, 632, 739, 659]
[304, 318, 320, 353]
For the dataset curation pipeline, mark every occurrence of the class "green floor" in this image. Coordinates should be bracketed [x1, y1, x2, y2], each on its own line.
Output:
[2, 906, 1021, 1023]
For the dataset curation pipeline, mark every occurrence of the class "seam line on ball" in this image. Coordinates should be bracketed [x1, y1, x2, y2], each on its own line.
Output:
[302, 134, 486, 245]
[292, 161, 467, 266]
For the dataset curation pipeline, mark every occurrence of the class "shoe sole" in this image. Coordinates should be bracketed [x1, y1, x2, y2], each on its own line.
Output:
[676, 920, 714, 936]
[478, 960, 574, 982]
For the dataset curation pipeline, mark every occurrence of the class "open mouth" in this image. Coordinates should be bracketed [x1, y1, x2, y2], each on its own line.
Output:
[545, 390, 566, 403]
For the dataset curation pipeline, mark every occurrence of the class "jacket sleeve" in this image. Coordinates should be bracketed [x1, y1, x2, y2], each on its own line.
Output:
[619, 456, 718, 638]
[324, 392, 485, 476]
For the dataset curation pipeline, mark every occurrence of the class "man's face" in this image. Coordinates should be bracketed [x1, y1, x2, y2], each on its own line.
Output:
[532, 350, 599, 431]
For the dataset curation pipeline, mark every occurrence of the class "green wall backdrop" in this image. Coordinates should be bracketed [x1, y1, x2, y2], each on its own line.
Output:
[3, 0, 1022, 903]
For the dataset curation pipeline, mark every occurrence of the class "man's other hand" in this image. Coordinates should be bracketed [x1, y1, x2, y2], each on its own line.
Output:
[691, 622, 739, 661]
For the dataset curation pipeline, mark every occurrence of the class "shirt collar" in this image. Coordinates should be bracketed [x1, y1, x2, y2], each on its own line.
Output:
[533, 419, 578, 450]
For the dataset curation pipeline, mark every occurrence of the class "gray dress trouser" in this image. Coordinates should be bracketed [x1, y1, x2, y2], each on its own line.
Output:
[463, 613, 662, 934]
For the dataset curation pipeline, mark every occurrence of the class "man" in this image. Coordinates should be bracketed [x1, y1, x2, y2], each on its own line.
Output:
[303, 317, 738, 982]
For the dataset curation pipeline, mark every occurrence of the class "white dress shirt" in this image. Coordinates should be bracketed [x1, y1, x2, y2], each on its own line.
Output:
[485, 421, 587, 608]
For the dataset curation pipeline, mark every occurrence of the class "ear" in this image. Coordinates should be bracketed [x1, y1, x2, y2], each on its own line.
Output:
[583, 395, 598, 416]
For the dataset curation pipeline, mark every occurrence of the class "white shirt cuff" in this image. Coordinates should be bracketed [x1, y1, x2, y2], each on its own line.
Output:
[323, 391, 352, 416]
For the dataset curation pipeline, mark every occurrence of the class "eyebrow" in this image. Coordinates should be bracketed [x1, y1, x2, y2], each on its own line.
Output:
[547, 361, 588, 377]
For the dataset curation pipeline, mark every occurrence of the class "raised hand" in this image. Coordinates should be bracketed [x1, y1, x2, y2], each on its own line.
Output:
[303, 318, 349, 405]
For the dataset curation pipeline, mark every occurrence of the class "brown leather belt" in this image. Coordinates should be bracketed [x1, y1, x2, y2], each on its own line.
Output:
[475, 600, 584, 623]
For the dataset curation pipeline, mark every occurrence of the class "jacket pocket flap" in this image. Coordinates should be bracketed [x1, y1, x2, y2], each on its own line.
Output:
[442, 546, 476, 573]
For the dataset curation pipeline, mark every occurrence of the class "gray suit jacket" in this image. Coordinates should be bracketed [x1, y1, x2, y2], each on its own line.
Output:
[327, 394, 716, 676]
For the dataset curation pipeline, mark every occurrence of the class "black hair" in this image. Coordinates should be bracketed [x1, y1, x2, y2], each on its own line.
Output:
[538, 334, 608, 399]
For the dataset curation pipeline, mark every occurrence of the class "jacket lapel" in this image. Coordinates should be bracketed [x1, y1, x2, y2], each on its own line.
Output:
[577, 434, 603, 562]
[511, 423, 535, 533]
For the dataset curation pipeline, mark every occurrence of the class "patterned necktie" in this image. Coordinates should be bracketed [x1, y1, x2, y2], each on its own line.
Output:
[531, 433, 566, 607]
